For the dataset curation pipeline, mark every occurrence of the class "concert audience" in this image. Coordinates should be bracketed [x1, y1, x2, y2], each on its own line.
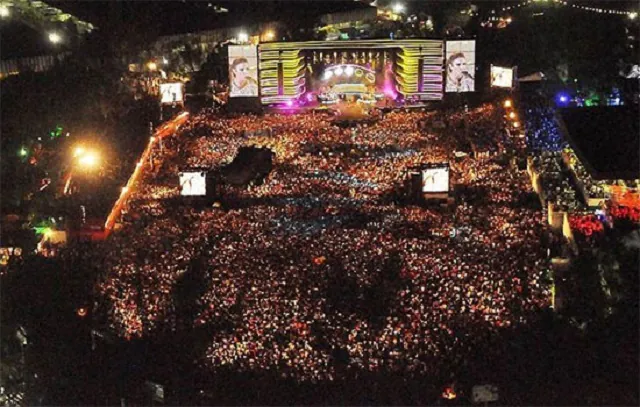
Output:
[96, 103, 552, 382]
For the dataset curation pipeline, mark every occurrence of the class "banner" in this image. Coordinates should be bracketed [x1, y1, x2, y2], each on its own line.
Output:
[445, 40, 476, 92]
[229, 45, 259, 97]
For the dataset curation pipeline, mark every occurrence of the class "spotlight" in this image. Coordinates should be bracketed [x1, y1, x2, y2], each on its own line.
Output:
[48, 32, 62, 44]
[392, 3, 405, 14]
[73, 146, 85, 157]
[345, 66, 355, 76]
[238, 32, 249, 43]
[335, 67, 344, 76]
[556, 93, 570, 105]
[323, 70, 334, 80]
[78, 152, 99, 168]
[503, 99, 512, 108]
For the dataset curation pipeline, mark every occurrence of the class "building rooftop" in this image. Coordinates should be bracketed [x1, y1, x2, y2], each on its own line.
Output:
[557, 106, 640, 180]
[0, 20, 52, 58]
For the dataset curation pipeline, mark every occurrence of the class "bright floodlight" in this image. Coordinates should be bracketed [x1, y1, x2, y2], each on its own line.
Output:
[238, 32, 249, 43]
[629, 12, 638, 20]
[147, 61, 157, 71]
[0, 5, 9, 18]
[78, 151, 99, 168]
[392, 3, 405, 14]
[19, 147, 28, 157]
[335, 66, 344, 76]
[508, 111, 516, 119]
[73, 146, 85, 157]
[323, 70, 334, 80]
[345, 66, 355, 76]
[264, 30, 275, 41]
[503, 99, 512, 108]
[48, 32, 62, 44]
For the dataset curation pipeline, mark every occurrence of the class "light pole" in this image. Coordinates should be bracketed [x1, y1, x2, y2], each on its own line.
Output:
[149, 137, 156, 167]
[65, 146, 101, 194]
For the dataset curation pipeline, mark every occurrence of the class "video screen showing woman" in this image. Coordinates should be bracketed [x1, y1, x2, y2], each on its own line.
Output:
[445, 41, 476, 93]
[229, 46, 259, 97]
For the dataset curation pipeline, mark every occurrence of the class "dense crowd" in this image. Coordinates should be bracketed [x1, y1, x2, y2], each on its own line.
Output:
[530, 151, 584, 212]
[96, 102, 551, 383]
[523, 99, 566, 153]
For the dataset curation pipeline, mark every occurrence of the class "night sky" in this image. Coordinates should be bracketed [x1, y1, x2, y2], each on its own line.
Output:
[47, 1, 375, 34]
[3, 0, 637, 57]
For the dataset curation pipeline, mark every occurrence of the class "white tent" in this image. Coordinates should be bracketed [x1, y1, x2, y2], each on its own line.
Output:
[518, 72, 545, 82]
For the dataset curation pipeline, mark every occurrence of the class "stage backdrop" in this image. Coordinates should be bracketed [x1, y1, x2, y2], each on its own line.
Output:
[228, 45, 259, 97]
[445, 40, 476, 93]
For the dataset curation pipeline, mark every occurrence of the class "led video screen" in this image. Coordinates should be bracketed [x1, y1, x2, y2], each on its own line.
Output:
[160, 83, 184, 104]
[311, 63, 391, 104]
[445, 40, 476, 93]
[491, 66, 514, 88]
[229, 45, 259, 97]
[422, 166, 450, 193]
[179, 172, 206, 196]
[258, 40, 445, 104]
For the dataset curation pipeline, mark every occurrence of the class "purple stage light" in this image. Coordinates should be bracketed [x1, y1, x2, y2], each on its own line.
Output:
[556, 93, 570, 105]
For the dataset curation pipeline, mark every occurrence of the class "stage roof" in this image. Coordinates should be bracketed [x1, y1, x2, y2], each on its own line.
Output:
[556, 106, 640, 180]
[259, 39, 443, 51]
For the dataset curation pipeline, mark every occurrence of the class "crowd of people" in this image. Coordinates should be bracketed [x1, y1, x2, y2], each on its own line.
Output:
[522, 98, 566, 153]
[530, 151, 584, 212]
[95, 102, 552, 383]
[522, 95, 591, 213]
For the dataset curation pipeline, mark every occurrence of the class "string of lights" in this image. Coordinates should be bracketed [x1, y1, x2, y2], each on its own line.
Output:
[500, 0, 637, 19]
